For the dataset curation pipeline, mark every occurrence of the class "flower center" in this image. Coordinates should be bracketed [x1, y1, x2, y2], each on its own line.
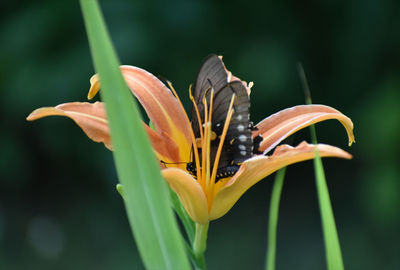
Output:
[166, 81, 236, 206]
[190, 88, 236, 204]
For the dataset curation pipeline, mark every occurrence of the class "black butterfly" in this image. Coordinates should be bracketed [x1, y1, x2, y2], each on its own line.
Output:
[187, 54, 262, 181]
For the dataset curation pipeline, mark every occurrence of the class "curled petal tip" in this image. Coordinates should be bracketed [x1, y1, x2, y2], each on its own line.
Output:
[26, 110, 38, 121]
[26, 107, 65, 121]
[349, 137, 356, 147]
[255, 104, 355, 153]
[88, 74, 100, 100]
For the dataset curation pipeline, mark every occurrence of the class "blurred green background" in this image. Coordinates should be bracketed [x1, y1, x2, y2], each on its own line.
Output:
[1, 0, 399, 269]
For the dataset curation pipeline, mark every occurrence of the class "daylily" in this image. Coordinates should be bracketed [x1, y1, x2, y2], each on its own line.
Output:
[27, 62, 354, 225]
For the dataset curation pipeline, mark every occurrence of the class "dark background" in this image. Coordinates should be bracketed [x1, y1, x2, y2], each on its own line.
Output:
[1, 0, 399, 269]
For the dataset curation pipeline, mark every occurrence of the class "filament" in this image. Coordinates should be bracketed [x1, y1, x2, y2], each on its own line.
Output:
[209, 94, 236, 201]
[167, 81, 202, 180]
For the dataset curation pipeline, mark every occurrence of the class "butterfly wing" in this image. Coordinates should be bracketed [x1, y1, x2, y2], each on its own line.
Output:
[190, 55, 253, 180]
[211, 81, 253, 170]
[191, 54, 228, 138]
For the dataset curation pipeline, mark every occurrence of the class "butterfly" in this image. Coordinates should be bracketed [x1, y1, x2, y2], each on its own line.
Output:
[187, 54, 262, 181]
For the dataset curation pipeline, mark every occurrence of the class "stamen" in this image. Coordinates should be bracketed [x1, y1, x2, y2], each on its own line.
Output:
[189, 85, 204, 141]
[201, 95, 209, 190]
[167, 81, 201, 180]
[188, 85, 204, 181]
[204, 89, 215, 193]
[209, 94, 236, 198]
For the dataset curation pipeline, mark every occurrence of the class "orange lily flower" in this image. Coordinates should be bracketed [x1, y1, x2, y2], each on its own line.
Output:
[27, 62, 354, 225]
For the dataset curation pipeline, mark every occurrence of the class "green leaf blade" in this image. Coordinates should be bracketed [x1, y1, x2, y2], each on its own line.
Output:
[265, 168, 286, 270]
[79, 1, 190, 269]
[298, 63, 345, 270]
[312, 146, 345, 270]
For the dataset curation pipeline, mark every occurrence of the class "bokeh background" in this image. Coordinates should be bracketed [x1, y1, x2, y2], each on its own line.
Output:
[1, 0, 399, 269]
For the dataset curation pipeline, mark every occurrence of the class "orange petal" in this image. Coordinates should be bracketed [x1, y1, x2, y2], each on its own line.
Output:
[26, 102, 178, 161]
[26, 102, 112, 149]
[255, 105, 355, 154]
[162, 168, 209, 224]
[88, 66, 192, 161]
[209, 141, 352, 220]
[144, 125, 181, 164]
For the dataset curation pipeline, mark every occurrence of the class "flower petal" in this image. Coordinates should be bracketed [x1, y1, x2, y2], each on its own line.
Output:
[88, 66, 192, 161]
[162, 168, 209, 224]
[26, 102, 112, 149]
[144, 125, 181, 164]
[255, 105, 355, 154]
[26, 102, 179, 161]
[209, 141, 352, 220]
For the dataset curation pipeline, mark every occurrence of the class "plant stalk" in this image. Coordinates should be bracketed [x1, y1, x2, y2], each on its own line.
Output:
[192, 223, 209, 270]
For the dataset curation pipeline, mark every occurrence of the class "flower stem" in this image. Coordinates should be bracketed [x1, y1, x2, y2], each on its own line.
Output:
[192, 223, 209, 269]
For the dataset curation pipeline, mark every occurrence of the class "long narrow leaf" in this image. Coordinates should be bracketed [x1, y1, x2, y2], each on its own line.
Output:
[265, 167, 286, 270]
[310, 126, 345, 270]
[79, 1, 190, 269]
[298, 63, 345, 270]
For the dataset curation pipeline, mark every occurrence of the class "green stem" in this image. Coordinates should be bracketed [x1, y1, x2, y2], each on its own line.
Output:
[192, 223, 209, 270]
[193, 223, 209, 255]
[265, 168, 286, 270]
